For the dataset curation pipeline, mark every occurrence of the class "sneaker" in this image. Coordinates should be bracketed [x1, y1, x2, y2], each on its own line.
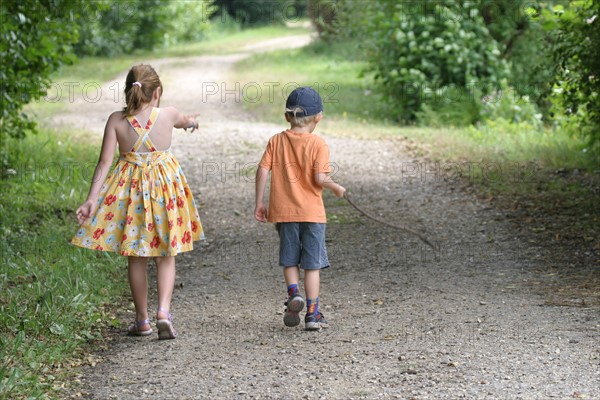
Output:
[305, 312, 328, 331]
[283, 293, 305, 327]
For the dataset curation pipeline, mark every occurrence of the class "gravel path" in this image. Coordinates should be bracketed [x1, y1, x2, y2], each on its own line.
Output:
[56, 36, 598, 400]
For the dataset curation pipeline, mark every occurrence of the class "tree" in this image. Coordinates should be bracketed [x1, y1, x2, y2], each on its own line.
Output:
[480, 1, 557, 115]
[0, 0, 215, 146]
[308, 0, 336, 36]
[213, 0, 302, 26]
[73, 1, 214, 57]
[0, 0, 84, 142]
[544, 0, 600, 150]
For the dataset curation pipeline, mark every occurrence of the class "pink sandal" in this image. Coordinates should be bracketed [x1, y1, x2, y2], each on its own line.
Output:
[156, 307, 177, 340]
[128, 319, 153, 336]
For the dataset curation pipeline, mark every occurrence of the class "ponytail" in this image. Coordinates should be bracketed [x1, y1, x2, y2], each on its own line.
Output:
[123, 65, 163, 116]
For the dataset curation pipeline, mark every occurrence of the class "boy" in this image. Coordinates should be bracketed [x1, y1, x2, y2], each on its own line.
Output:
[254, 86, 345, 331]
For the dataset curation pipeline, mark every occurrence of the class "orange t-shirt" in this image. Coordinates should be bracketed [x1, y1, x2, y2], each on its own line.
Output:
[259, 130, 331, 223]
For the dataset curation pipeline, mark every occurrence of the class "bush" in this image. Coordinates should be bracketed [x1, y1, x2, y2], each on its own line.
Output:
[73, 0, 215, 57]
[213, 0, 303, 26]
[0, 0, 83, 142]
[480, 82, 544, 128]
[542, 0, 600, 150]
[355, 1, 510, 123]
[479, 1, 556, 118]
[0, 1, 215, 144]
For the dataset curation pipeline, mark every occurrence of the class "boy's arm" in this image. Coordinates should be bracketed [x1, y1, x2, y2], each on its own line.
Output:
[315, 172, 346, 198]
[254, 166, 270, 222]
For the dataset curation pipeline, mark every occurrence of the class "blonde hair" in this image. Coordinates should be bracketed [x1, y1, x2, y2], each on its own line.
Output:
[123, 64, 163, 116]
[286, 108, 322, 127]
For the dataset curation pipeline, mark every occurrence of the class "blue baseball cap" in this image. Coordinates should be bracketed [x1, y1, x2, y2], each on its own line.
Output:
[285, 86, 323, 117]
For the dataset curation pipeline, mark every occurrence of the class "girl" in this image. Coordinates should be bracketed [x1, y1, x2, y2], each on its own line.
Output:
[71, 64, 204, 340]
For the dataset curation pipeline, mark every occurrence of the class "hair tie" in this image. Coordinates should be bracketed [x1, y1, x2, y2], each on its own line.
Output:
[132, 81, 142, 88]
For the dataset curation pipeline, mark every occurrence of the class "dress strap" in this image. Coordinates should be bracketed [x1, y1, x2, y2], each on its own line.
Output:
[126, 108, 161, 152]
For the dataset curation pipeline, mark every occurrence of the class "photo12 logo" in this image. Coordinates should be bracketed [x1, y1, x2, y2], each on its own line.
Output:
[2, 161, 98, 184]
[200, 81, 339, 104]
[200, 161, 340, 183]
[26, 81, 340, 106]
[401, 161, 538, 184]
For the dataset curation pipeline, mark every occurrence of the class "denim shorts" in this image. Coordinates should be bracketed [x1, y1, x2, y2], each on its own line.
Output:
[276, 222, 330, 270]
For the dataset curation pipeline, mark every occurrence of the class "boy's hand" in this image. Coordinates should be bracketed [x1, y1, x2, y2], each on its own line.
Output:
[333, 184, 346, 198]
[76, 200, 97, 225]
[254, 203, 268, 223]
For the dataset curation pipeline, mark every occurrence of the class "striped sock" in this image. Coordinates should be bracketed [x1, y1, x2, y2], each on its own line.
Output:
[307, 297, 319, 316]
[287, 284, 299, 297]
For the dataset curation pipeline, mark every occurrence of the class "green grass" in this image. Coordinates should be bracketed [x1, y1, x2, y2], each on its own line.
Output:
[0, 130, 126, 399]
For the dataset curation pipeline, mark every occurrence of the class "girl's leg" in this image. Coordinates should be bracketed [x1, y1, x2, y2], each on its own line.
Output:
[155, 256, 176, 320]
[128, 256, 150, 324]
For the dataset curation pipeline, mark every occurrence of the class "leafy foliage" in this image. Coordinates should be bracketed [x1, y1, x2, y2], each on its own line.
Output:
[356, 1, 510, 123]
[0, 0, 84, 142]
[479, 83, 543, 129]
[73, 0, 215, 56]
[0, 0, 215, 144]
[480, 1, 557, 116]
[213, 0, 304, 26]
[542, 0, 600, 149]
[308, 0, 337, 35]
[167, 1, 216, 43]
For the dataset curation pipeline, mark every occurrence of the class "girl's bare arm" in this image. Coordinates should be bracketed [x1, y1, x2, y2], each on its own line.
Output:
[165, 106, 199, 131]
[75, 112, 118, 224]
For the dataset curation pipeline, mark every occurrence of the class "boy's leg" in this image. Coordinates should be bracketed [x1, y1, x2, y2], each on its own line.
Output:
[127, 256, 151, 333]
[304, 269, 325, 330]
[283, 265, 301, 294]
[283, 265, 305, 327]
[299, 223, 329, 331]
[278, 223, 305, 327]
[304, 269, 320, 304]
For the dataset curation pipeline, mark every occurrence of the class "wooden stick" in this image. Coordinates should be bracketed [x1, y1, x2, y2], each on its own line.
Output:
[343, 191, 436, 249]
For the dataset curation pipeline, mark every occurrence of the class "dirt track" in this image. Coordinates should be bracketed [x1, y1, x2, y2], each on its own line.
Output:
[53, 36, 599, 399]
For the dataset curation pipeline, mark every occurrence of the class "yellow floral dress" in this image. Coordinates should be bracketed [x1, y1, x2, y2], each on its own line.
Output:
[71, 107, 204, 256]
